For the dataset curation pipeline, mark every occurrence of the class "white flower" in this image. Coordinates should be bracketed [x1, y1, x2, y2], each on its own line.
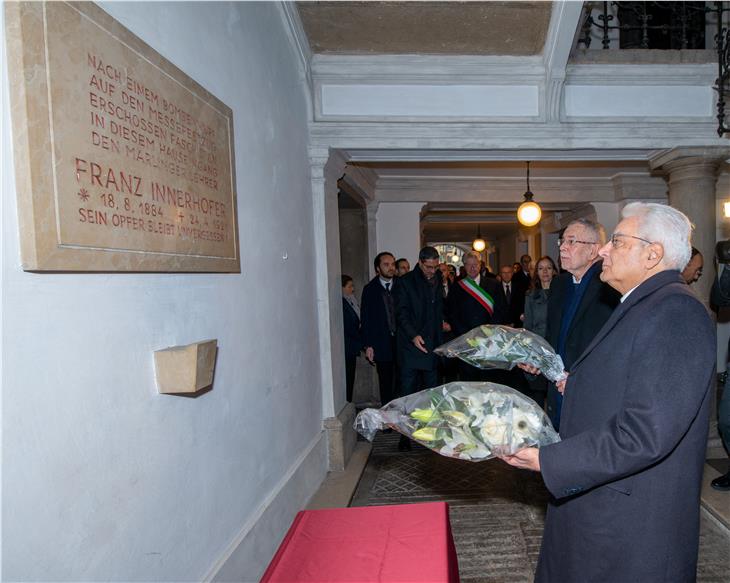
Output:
[511, 407, 542, 443]
[479, 414, 509, 445]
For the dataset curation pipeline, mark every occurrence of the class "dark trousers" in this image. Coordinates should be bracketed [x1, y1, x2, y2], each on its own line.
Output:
[375, 360, 397, 406]
[400, 366, 439, 398]
[345, 355, 356, 402]
[719, 382, 730, 453]
[458, 360, 511, 385]
[439, 355, 459, 384]
[546, 383, 562, 431]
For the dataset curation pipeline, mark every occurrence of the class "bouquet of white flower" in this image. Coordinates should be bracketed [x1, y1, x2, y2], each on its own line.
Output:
[355, 382, 560, 461]
[434, 324, 567, 382]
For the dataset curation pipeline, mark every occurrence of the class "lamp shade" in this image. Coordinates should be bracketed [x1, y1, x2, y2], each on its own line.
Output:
[472, 238, 486, 252]
[517, 161, 541, 227]
[517, 200, 542, 227]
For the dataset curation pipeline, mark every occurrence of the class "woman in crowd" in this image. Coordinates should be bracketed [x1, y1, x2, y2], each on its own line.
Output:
[341, 275, 363, 402]
[522, 256, 558, 407]
[523, 256, 558, 339]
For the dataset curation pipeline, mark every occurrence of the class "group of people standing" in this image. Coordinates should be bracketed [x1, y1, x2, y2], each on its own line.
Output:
[342, 218, 617, 434]
[342, 203, 720, 582]
[343, 248, 539, 409]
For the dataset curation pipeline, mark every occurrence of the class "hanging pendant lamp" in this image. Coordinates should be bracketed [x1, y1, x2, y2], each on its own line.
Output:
[517, 161, 542, 227]
[472, 224, 486, 252]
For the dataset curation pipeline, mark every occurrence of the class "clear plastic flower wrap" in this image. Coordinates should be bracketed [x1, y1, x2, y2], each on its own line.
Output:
[434, 324, 567, 382]
[355, 382, 560, 461]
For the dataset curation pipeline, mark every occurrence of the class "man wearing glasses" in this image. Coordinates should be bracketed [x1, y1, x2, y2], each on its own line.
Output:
[544, 219, 620, 429]
[505, 203, 715, 583]
[393, 246, 447, 450]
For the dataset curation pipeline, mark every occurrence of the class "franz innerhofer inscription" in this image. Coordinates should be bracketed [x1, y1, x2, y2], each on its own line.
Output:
[5, 1, 240, 271]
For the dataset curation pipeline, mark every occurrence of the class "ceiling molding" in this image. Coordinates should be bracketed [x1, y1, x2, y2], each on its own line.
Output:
[345, 148, 665, 162]
[311, 54, 545, 82]
[310, 121, 724, 149]
[278, 2, 313, 87]
[565, 63, 716, 85]
[542, 1, 585, 122]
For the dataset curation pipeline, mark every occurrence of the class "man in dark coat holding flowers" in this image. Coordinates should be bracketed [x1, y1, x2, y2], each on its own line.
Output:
[394, 246, 445, 398]
[393, 246, 447, 451]
[505, 202, 716, 583]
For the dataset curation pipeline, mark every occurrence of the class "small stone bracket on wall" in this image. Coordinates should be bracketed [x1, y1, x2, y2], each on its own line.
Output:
[323, 402, 357, 471]
[154, 339, 218, 396]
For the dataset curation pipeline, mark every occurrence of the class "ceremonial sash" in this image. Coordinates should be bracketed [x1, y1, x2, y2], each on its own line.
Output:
[458, 277, 495, 316]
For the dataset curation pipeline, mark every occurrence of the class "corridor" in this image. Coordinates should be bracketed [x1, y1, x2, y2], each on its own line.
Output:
[347, 432, 730, 583]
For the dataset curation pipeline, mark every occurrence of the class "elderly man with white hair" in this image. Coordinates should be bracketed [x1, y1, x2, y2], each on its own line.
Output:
[505, 202, 715, 583]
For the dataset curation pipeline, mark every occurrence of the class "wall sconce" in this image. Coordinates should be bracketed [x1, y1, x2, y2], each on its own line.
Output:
[724, 201, 730, 218]
[517, 161, 542, 227]
[472, 225, 486, 252]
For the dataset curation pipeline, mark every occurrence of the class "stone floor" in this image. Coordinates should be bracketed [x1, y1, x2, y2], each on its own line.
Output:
[346, 432, 730, 583]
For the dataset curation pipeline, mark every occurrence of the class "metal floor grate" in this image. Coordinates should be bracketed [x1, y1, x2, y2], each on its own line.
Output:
[351, 431, 730, 583]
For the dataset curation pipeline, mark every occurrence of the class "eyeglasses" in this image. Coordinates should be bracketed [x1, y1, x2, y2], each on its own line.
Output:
[557, 238, 598, 248]
[609, 233, 654, 248]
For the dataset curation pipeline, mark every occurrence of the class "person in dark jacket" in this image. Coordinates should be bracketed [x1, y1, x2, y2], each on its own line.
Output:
[395, 246, 445, 393]
[445, 251, 508, 381]
[523, 256, 557, 339]
[341, 275, 363, 403]
[361, 252, 398, 406]
[545, 218, 620, 429]
[498, 265, 526, 327]
[504, 203, 715, 583]
[710, 257, 730, 491]
[394, 246, 446, 449]
[522, 255, 558, 407]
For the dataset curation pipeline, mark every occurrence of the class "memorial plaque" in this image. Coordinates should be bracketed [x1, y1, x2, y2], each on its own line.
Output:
[5, 2, 240, 271]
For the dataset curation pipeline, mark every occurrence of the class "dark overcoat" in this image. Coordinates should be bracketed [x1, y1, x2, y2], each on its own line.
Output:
[545, 263, 620, 424]
[446, 276, 508, 336]
[536, 270, 716, 583]
[394, 266, 443, 370]
[523, 287, 550, 339]
[361, 277, 398, 363]
[545, 263, 620, 369]
[341, 298, 362, 359]
[499, 279, 526, 328]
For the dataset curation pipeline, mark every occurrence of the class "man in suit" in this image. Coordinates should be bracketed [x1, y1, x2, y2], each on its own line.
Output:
[515, 254, 532, 290]
[505, 202, 715, 583]
[545, 218, 620, 429]
[438, 262, 457, 383]
[361, 252, 398, 406]
[438, 263, 452, 299]
[681, 246, 703, 285]
[446, 251, 508, 381]
[394, 246, 446, 448]
[499, 265, 525, 327]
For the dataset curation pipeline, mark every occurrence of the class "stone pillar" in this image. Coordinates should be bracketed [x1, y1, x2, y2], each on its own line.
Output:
[650, 148, 730, 303]
[651, 147, 730, 458]
[311, 147, 357, 471]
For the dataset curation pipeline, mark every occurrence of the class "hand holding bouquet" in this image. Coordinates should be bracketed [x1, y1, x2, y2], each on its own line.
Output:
[355, 382, 560, 462]
[435, 325, 568, 382]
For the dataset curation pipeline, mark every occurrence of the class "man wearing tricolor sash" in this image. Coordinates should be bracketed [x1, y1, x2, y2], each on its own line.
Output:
[445, 251, 508, 382]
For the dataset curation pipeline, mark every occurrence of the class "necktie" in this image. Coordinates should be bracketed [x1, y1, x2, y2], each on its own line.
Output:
[384, 282, 395, 334]
[505, 283, 511, 303]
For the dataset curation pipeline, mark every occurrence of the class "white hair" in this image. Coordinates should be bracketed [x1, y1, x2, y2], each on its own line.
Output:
[463, 251, 481, 264]
[621, 202, 692, 270]
[567, 218, 608, 245]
